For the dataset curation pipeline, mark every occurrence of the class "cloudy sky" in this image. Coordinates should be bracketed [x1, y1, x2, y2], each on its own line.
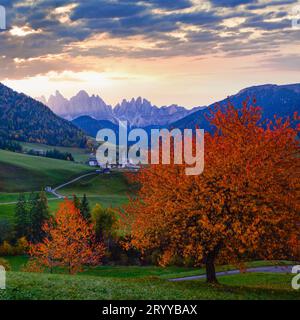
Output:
[1, 0, 300, 108]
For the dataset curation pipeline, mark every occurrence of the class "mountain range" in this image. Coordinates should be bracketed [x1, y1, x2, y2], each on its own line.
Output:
[38, 92, 201, 127]
[70, 83, 300, 137]
[171, 83, 300, 132]
[1, 82, 298, 148]
[38, 90, 113, 122]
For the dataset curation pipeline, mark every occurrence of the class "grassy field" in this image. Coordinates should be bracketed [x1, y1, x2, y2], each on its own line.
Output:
[19, 142, 90, 163]
[0, 192, 55, 203]
[1, 272, 298, 300]
[0, 149, 92, 193]
[4, 256, 296, 277]
[59, 172, 130, 207]
[0, 204, 17, 222]
[0, 171, 130, 221]
[0, 197, 61, 222]
[0, 149, 129, 222]
[1, 256, 199, 276]
[0, 256, 300, 300]
[0, 257, 298, 300]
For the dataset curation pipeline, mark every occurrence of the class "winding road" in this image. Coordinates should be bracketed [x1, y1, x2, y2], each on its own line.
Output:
[0, 171, 98, 205]
[49, 171, 98, 199]
[168, 265, 294, 282]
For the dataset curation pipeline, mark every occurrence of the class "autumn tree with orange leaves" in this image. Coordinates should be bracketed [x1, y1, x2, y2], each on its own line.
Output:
[121, 102, 300, 283]
[29, 199, 105, 274]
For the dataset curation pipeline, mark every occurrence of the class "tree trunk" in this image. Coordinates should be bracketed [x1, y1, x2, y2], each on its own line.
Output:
[205, 258, 218, 284]
[205, 246, 220, 284]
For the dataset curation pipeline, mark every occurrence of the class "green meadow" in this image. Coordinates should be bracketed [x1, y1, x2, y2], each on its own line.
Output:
[0, 256, 298, 300]
[0, 154, 129, 221]
[58, 172, 130, 207]
[0, 149, 92, 193]
[19, 141, 90, 163]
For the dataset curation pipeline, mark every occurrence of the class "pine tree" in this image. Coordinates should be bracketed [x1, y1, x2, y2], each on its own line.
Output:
[73, 195, 81, 210]
[30, 191, 50, 243]
[15, 193, 29, 239]
[80, 194, 91, 221]
[27, 192, 38, 242]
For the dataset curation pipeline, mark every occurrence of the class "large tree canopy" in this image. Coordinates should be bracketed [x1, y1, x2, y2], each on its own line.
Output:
[121, 102, 300, 283]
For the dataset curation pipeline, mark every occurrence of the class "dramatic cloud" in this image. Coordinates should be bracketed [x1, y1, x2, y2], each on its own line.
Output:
[147, 0, 194, 10]
[210, 0, 257, 7]
[71, 1, 146, 20]
[1, 0, 299, 107]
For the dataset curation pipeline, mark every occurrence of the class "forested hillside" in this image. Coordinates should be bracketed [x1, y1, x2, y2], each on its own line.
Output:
[0, 84, 87, 147]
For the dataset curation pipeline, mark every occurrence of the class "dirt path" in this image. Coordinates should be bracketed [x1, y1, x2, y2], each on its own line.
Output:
[168, 265, 293, 282]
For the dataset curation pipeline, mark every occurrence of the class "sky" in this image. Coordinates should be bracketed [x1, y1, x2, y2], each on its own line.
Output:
[0, 0, 300, 108]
